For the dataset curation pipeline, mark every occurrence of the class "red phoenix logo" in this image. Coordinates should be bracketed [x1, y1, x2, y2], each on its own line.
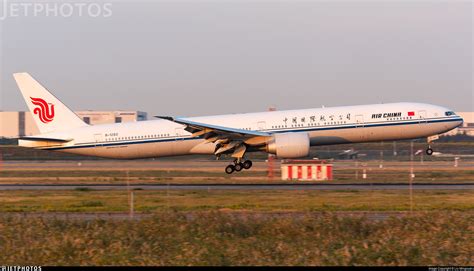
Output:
[30, 97, 55, 123]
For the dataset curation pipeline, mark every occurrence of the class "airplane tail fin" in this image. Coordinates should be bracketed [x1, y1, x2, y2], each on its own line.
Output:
[13, 73, 88, 134]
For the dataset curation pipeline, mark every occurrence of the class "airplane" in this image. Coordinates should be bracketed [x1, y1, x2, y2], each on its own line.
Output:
[337, 149, 360, 160]
[13, 73, 464, 174]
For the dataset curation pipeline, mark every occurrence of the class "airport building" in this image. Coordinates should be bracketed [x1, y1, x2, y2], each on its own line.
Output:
[0, 111, 147, 138]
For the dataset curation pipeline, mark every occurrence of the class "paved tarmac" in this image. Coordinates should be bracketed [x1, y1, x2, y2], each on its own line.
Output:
[0, 183, 472, 190]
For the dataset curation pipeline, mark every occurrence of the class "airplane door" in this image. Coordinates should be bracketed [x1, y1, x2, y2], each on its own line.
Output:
[355, 115, 364, 128]
[418, 110, 427, 124]
[175, 127, 184, 141]
[94, 133, 104, 147]
[173, 127, 186, 156]
[257, 121, 266, 131]
[355, 115, 367, 141]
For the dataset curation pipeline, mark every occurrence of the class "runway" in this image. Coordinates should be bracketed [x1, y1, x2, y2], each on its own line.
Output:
[2, 160, 474, 171]
[0, 183, 472, 191]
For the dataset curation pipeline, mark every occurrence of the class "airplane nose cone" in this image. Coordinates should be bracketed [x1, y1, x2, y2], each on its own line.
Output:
[457, 117, 464, 128]
[449, 116, 463, 130]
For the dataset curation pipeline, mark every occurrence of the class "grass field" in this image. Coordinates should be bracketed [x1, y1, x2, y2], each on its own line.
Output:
[1, 157, 473, 266]
[1, 189, 473, 212]
[0, 211, 472, 265]
[1, 185, 472, 266]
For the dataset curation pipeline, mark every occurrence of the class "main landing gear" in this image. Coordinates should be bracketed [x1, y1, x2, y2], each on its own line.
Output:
[225, 159, 253, 174]
[426, 146, 433, 156]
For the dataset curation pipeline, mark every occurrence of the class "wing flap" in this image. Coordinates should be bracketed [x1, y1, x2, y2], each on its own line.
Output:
[155, 116, 272, 159]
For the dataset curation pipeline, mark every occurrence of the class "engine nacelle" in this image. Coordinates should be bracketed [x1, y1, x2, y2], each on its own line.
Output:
[266, 132, 310, 158]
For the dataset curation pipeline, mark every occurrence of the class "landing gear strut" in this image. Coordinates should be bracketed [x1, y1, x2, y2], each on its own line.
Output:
[426, 135, 438, 156]
[225, 159, 253, 174]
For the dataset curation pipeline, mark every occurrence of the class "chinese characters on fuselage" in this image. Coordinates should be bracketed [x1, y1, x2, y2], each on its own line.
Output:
[281, 113, 352, 126]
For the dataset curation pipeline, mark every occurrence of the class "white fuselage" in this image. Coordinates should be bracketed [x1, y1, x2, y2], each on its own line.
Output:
[20, 102, 463, 159]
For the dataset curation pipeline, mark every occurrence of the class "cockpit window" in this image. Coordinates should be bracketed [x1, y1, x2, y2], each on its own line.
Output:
[445, 111, 456, 116]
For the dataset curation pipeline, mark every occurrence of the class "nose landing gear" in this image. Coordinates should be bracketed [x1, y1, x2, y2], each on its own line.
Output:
[425, 135, 439, 156]
[225, 159, 253, 174]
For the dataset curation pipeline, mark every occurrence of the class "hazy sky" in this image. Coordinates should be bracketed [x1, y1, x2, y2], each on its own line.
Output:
[0, 1, 472, 118]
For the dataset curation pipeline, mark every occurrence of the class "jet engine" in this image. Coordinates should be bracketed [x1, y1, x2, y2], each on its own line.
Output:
[266, 132, 310, 158]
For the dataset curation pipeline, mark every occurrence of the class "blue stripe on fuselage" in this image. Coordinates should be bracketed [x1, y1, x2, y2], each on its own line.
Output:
[42, 117, 463, 151]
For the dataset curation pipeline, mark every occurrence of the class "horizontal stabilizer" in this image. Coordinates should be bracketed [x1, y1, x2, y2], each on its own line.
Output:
[19, 137, 73, 143]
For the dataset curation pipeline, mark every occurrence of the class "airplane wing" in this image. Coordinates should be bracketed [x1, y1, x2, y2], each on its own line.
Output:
[155, 116, 272, 158]
[165, 117, 270, 137]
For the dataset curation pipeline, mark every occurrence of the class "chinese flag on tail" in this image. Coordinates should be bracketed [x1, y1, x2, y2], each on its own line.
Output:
[408, 111, 415, 116]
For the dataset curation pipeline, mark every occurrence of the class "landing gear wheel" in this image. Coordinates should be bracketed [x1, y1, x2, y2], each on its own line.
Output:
[225, 165, 235, 174]
[426, 148, 433, 156]
[242, 160, 253, 170]
[234, 163, 243, 172]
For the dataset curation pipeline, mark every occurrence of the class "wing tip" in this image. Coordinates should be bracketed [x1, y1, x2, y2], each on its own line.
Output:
[154, 116, 175, 121]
